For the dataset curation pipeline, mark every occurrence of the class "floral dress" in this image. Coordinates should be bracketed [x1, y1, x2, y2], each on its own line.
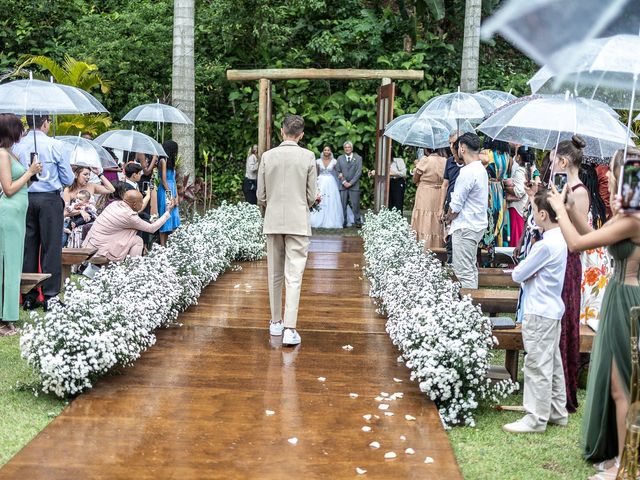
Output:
[580, 214, 611, 329]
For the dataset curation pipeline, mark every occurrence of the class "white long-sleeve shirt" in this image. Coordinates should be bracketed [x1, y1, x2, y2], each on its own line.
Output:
[512, 227, 567, 320]
[449, 160, 488, 234]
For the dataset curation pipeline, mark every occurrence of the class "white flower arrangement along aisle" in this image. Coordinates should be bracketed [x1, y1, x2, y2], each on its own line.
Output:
[20, 203, 266, 397]
[360, 209, 517, 428]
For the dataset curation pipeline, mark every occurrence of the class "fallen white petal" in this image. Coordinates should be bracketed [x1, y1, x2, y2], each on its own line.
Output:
[374, 396, 383, 402]
[393, 378, 403, 383]
[394, 392, 404, 398]
[384, 452, 397, 459]
[353, 263, 360, 268]
[349, 393, 359, 398]
[405, 448, 415, 455]
[288, 437, 298, 445]
[405, 415, 416, 421]
[384, 412, 394, 417]
[378, 404, 390, 411]
[374, 415, 380, 420]
[265, 410, 275, 416]
[369, 441, 380, 449]
[424, 456, 434, 464]
[233, 284, 240, 289]
[361, 426, 372, 432]
[400, 435, 407, 441]
[342, 344, 354, 351]
[356, 467, 367, 475]
[388, 394, 397, 400]
[363, 414, 372, 421]
[317, 377, 326, 382]
[380, 392, 389, 397]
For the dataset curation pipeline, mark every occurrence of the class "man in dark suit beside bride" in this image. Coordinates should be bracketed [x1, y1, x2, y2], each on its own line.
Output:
[336, 141, 362, 228]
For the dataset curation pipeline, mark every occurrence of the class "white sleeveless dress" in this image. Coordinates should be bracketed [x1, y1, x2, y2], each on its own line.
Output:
[310, 158, 345, 229]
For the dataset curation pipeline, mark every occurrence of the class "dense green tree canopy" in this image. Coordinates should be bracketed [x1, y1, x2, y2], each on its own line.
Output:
[1, 0, 536, 205]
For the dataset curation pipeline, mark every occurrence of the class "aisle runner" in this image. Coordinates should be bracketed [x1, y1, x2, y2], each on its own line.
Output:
[0, 236, 461, 480]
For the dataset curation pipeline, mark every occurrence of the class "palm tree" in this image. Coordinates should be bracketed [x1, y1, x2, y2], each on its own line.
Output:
[172, 0, 196, 184]
[460, 0, 482, 92]
[13, 55, 112, 136]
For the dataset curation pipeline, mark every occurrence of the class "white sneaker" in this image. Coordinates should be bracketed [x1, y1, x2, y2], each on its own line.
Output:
[269, 321, 284, 336]
[502, 417, 545, 434]
[282, 328, 301, 346]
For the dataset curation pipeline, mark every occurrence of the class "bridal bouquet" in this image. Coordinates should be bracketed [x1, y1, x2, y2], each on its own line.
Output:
[309, 186, 322, 212]
[360, 208, 517, 428]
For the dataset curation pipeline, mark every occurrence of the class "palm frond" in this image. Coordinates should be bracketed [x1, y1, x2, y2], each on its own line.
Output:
[15, 55, 69, 84]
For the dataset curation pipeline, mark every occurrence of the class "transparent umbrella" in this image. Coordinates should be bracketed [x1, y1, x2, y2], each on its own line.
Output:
[384, 115, 452, 149]
[481, 0, 640, 73]
[474, 90, 517, 110]
[94, 129, 167, 157]
[417, 90, 495, 123]
[122, 99, 193, 141]
[58, 135, 118, 173]
[477, 95, 636, 158]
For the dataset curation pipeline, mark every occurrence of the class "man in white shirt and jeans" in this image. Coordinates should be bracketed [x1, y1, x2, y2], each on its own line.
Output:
[446, 133, 488, 289]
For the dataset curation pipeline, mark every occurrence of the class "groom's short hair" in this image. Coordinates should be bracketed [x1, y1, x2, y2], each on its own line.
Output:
[282, 115, 304, 137]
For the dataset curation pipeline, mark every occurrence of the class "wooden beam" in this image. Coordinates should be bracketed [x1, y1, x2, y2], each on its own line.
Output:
[257, 78, 271, 159]
[227, 69, 424, 82]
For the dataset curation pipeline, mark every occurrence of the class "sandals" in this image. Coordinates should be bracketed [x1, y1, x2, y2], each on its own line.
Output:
[0, 323, 18, 337]
[594, 458, 619, 473]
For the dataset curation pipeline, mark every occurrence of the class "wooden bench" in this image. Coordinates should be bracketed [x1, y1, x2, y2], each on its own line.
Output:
[20, 273, 52, 294]
[493, 324, 596, 381]
[460, 288, 519, 314]
[430, 247, 516, 267]
[61, 248, 97, 287]
[454, 268, 518, 288]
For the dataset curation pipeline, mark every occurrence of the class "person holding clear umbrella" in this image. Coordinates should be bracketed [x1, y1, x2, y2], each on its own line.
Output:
[13, 115, 74, 310]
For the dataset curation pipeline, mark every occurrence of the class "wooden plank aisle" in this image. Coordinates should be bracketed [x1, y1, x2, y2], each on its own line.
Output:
[0, 236, 462, 480]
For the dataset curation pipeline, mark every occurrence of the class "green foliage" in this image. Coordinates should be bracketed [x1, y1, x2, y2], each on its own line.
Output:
[1, 0, 537, 209]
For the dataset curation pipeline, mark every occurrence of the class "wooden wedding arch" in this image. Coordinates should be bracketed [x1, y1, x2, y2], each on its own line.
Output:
[226, 69, 424, 211]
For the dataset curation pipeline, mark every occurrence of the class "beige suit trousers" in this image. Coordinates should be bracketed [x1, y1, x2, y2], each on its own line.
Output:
[266, 234, 310, 329]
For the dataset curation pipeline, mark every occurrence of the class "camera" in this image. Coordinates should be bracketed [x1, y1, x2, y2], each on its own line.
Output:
[553, 172, 568, 192]
[619, 157, 640, 211]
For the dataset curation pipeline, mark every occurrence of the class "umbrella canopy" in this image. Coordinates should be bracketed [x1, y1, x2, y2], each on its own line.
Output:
[525, 35, 640, 110]
[58, 135, 118, 172]
[94, 129, 167, 157]
[473, 90, 517, 110]
[122, 101, 193, 125]
[0, 78, 108, 115]
[384, 115, 452, 149]
[417, 91, 495, 123]
[481, 0, 640, 74]
[477, 95, 636, 157]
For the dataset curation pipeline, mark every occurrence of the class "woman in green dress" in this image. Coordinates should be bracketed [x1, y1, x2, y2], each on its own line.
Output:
[549, 147, 640, 480]
[0, 114, 42, 336]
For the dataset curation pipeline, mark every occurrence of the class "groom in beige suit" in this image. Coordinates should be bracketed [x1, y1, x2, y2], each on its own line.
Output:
[257, 115, 318, 346]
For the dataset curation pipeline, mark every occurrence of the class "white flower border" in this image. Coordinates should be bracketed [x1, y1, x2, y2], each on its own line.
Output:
[20, 203, 266, 397]
[360, 209, 517, 428]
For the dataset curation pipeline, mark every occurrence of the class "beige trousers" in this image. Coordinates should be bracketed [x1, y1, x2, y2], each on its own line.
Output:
[266, 234, 310, 329]
[522, 314, 569, 429]
[451, 228, 484, 289]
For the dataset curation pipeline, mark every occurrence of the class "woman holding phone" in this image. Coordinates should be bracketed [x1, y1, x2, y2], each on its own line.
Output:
[63, 165, 115, 203]
[548, 147, 640, 478]
[157, 140, 181, 247]
[550, 135, 591, 414]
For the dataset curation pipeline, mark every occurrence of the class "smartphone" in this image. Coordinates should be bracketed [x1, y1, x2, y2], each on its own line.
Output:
[524, 162, 532, 185]
[29, 152, 40, 182]
[553, 172, 568, 192]
[619, 158, 640, 211]
[142, 181, 150, 193]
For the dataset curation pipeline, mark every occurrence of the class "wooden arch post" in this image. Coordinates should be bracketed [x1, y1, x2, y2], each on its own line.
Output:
[227, 69, 424, 210]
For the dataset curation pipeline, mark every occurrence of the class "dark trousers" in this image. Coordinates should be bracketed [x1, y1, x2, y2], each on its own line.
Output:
[24, 191, 64, 300]
[340, 188, 361, 226]
[445, 234, 453, 264]
[388, 177, 406, 213]
[243, 178, 257, 205]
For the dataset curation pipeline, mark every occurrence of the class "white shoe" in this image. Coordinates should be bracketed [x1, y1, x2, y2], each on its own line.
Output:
[502, 418, 545, 434]
[548, 416, 568, 427]
[269, 321, 284, 336]
[282, 328, 301, 346]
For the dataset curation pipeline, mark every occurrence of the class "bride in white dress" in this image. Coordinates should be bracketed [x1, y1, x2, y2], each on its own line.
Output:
[310, 146, 345, 229]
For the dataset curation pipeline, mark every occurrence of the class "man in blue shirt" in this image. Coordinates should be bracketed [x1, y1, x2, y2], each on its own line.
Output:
[440, 133, 463, 264]
[13, 115, 74, 309]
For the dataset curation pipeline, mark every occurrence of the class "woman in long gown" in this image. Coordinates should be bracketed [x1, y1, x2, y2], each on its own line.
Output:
[411, 148, 447, 250]
[157, 140, 181, 246]
[548, 147, 640, 479]
[310, 146, 344, 229]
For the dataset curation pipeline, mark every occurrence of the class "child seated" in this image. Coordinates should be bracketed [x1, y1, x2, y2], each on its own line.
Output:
[503, 189, 569, 433]
[63, 190, 98, 246]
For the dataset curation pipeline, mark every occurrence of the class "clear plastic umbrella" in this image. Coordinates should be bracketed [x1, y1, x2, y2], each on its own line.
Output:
[473, 90, 517, 110]
[477, 95, 636, 158]
[384, 115, 452, 148]
[58, 135, 118, 173]
[94, 129, 167, 157]
[481, 0, 640, 73]
[122, 99, 192, 141]
[417, 90, 495, 123]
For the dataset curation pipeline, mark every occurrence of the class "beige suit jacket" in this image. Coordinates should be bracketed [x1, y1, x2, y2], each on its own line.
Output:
[257, 140, 317, 236]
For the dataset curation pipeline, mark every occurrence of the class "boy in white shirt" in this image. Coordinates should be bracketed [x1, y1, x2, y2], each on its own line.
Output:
[504, 189, 569, 433]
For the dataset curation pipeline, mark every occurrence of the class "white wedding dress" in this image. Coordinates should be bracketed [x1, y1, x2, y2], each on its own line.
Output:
[310, 158, 345, 229]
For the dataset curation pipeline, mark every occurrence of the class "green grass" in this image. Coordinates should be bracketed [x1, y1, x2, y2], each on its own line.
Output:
[0, 309, 66, 467]
[448, 351, 594, 480]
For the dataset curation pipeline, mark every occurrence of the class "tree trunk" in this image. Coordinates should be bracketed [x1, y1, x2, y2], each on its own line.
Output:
[172, 0, 195, 183]
[460, 0, 481, 93]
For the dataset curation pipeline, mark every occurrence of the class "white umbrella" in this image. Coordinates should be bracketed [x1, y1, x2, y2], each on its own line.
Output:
[417, 90, 496, 123]
[473, 90, 517, 110]
[94, 129, 167, 157]
[58, 135, 118, 173]
[477, 95, 636, 158]
[122, 99, 192, 141]
[384, 115, 452, 149]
